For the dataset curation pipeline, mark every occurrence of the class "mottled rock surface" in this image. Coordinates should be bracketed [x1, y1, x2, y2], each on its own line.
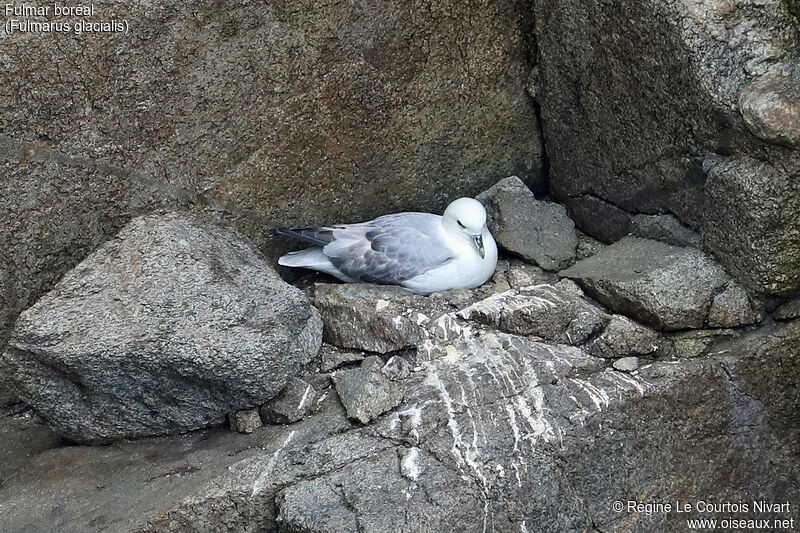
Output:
[774, 299, 800, 321]
[533, 0, 800, 296]
[575, 232, 607, 260]
[704, 156, 800, 297]
[0, 213, 322, 443]
[456, 285, 606, 344]
[561, 237, 758, 330]
[585, 315, 661, 360]
[311, 283, 442, 353]
[478, 176, 578, 270]
[739, 62, 800, 148]
[319, 344, 366, 372]
[630, 213, 702, 248]
[260, 378, 319, 425]
[311, 282, 506, 354]
[0, 0, 544, 353]
[503, 259, 558, 288]
[229, 411, 262, 435]
[333, 367, 403, 424]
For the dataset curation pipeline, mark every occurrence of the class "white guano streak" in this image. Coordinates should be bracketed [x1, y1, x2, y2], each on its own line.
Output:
[251, 430, 296, 497]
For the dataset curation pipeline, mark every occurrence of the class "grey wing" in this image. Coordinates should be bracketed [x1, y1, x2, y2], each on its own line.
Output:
[323, 213, 454, 284]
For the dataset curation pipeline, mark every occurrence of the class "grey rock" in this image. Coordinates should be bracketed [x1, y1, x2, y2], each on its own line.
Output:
[0, 388, 16, 408]
[553, 278, 585, 297]
[477, 176, 578, 270]
[0, 213, 322, 444]
[722, 320, 800, 443]
[318, 343, 365, 373]
[230, 410, 262, 434]
[0, 393, 353, 533]
[456, 285, 606, 344]
[504, 258, 558, 289]
[704, 156, 800, 297]
[789, 0, 800, 18]
[333, 367, 403, 424]
[260, 378, 319, 425]
[382, 355, 412, 381]
[561, 237, 757, 330]
[312, 283, 440, 353]
[585, 315, 661, 360]
[630, 214, 702, 248]
[707, 283, 762, 328]
[575, 231, 607, 260]
[534, 0, 800, 294]
[565, 195, 633, 244]
[668, 329, 738, 359]
[0, 0, 544, 354]
[739, 62, 800, 148]
[312, 282, 499, 354]
[774, 298, 800, 321]
[612, 357, 640, 373]
[360, 355, 385, 373]
[0, 406, 61, 484]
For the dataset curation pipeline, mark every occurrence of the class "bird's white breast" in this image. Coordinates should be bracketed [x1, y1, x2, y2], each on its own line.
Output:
[402, 226, 498, 295]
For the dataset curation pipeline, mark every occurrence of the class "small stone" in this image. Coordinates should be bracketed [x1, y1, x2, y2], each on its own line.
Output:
[260, 378, 319, 424]
[586, 315, 661, 359]
[229, 410, 262, 434]
[361, 356, 384, 373]
[575, 231, 607, 260]
[630, 214, 702, 248]
[612, 357, 639, 373]
[334, 367, 403, 424]
[774, 299, 800, 321]
[739, 64, 800, 148]
[477, 176, 579, 271]
[505, 259, 557, 289]
[707, 284, 760, 328]
[382, 356, 411, 381]
[319, 344, 365, 373]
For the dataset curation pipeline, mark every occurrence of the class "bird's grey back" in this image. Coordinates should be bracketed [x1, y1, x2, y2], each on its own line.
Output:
[278, 212, 454, 284]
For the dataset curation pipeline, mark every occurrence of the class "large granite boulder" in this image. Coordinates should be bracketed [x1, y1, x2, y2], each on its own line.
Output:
[532, 0, 800, 297]
[0, 0, 543, 354]
[0, 213, 322, 444]
[560, 237, 760, 330]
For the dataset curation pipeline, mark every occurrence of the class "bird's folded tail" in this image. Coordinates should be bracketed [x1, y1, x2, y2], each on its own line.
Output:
[277, 247, 355, 282]
[278, 247, 328, 267]
[271, 227, 335, 247]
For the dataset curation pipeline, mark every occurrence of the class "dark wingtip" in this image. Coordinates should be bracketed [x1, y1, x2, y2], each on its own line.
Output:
[271, 228, 295, 240]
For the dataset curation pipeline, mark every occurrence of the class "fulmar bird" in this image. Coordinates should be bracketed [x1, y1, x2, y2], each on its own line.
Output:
[274, 197, 498, 295]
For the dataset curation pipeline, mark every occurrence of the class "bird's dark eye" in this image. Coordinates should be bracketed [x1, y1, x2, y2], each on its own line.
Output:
[457, 220, 465, 228]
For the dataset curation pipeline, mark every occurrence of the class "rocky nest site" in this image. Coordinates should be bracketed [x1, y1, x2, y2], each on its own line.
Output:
[1, 176, 797, 532]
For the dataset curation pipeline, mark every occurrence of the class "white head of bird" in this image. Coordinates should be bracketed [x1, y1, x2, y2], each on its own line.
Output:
[442, 197, 490, 259]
